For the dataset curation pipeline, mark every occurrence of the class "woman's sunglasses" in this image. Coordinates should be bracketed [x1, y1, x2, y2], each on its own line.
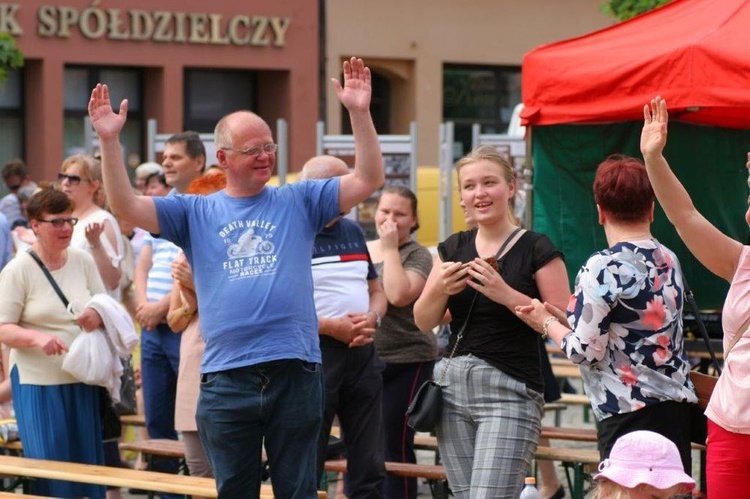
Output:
[57, 173, 88, 185]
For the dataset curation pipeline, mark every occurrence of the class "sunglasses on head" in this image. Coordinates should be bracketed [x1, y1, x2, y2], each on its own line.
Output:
[57, 173, 86, 185]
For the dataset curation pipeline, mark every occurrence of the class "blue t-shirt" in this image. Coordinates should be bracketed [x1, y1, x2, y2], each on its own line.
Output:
[153, 180, 340, 373]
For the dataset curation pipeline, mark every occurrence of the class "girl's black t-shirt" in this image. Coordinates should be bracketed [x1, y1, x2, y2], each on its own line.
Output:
[437, 229, 563, 394]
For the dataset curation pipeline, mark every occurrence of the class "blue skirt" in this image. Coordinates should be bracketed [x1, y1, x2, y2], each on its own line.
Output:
[11, 366, 106, 498]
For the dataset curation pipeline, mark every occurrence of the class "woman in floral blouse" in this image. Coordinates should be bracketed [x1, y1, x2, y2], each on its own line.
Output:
[516, 155, 697, 473]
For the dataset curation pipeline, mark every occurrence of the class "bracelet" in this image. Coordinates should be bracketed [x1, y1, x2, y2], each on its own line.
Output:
[369, 309, 382, 328]
[89, 243, 102, 250]
[542, 316, 559, 340]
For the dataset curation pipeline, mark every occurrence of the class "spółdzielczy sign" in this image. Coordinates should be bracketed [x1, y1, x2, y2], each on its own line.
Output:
[0, 3, 291, 47]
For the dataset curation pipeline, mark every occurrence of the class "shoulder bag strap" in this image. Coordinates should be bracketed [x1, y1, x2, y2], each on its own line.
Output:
[725, 315, 750, 361]
[436, 226, 524, 384]
[27, 249, 70, 309]
[682, 275, 723, 374]
[495, 227, 524, 260]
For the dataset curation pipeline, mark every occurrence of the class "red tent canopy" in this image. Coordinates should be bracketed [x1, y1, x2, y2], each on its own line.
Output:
[521, 0, 750, 128]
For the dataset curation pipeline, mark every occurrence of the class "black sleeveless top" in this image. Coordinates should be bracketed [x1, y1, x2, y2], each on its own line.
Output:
[437, 229, 563, 393]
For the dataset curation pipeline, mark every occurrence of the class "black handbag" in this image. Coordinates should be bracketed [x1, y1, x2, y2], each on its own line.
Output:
[115, 356, 138, 416]
[100, 387, 122, 440]
[406, 228, 523, 432]
[405, 380, 444, 432]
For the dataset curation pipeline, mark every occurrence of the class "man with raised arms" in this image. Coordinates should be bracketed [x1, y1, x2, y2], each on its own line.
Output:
[88, 57, 384, 499]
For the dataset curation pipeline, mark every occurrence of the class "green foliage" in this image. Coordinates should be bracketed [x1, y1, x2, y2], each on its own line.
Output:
[0, 32, 24, 86]
[602, 0, 671, 21]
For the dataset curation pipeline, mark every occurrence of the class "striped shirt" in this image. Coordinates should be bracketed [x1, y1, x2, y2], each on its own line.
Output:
[143, 234, 181, 302]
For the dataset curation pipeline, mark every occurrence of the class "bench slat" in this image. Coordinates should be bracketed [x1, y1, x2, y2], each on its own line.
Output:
[559, 393, 590, 405]
[119, 439, 186, 459]
[120, 414, 146, 427]
[534, 445, 599, 464]
[0, 492, 48, 498]
[0, 454, 217, 497]
[325, 459, 446, 481]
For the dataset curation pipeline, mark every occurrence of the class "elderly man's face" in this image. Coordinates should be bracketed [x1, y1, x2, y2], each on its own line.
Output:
[218, 115, 275, 187]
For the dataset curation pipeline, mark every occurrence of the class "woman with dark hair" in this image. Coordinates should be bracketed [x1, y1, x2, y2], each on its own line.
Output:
[414, 145, 569, 498]
[516, 154, 697, 473]
[0, 189, 108, 498]
[366, 186, 434, 499]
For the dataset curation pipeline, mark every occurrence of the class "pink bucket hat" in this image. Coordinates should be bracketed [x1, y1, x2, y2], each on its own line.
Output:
[594, 431, 696, 491]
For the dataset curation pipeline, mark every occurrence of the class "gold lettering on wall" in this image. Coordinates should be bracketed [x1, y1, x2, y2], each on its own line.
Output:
[269, 16, 290, 47]
[249, 17, 270, 46]
[106, 9, 130, 40]
[0, 3, 22, 35]
[36, 5, 56, 37]
[228, 15, 250, 45]
[3, 3, 291, 47]
[209, 14, 229, 45]
[188, 13, 208, 43]
[152, 11, 172, 43]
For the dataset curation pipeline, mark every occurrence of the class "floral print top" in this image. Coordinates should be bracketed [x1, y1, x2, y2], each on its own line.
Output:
[562, 239, 697, 421]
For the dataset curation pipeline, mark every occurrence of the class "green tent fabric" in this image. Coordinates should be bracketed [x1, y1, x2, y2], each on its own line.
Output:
[532, 122, 750, 310]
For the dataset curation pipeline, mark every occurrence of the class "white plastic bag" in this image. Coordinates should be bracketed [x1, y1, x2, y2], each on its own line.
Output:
[61, 329, 113, 386]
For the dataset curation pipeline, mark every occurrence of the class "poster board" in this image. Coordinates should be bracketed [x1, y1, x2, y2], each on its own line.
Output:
[317, 122, 417, 239]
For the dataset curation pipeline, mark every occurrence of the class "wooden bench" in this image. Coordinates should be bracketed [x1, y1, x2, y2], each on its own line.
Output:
[551, 363, 582, 380]
[0, 441, 22, 454]
[120, 413, 146, 427]
[0, 454, 218, 497]
[325, 459, 448, 499]
[331, 444, 600, 499]
[119, 438, 188, 486]
[120, 439, 186, 463]
[541, 426, 706, 451]
[120, 439, 325, 498]
[535, 445, 599, 499]
[0, 491, 47, 498]
[558, 392, 592, 423]
[0, 454, 328, 498]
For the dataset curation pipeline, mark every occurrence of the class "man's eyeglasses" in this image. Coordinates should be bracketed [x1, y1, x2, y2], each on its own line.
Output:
[57, 173, 88, 185]
[38, 217, 78, 228]
[221, 143, 278, 157]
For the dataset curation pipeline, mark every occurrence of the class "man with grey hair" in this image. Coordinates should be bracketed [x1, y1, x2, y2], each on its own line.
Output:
[301, 156, 387, 497]
[89, 57, 383, 498]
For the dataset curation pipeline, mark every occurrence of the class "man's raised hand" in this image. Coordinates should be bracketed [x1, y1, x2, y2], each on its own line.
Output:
[331, 57, 372, 114]
[88, 83, 128, 141]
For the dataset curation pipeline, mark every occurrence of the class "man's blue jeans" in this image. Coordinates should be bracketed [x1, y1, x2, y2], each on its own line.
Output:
[196, 359, 324, 499]
[141, 323, 181, 478]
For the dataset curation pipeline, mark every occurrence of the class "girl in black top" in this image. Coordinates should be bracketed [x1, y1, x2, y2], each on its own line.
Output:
[414, 145, 569, 498]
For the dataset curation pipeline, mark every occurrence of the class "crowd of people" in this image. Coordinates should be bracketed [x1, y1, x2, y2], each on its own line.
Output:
[0, 58, 746, 499]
